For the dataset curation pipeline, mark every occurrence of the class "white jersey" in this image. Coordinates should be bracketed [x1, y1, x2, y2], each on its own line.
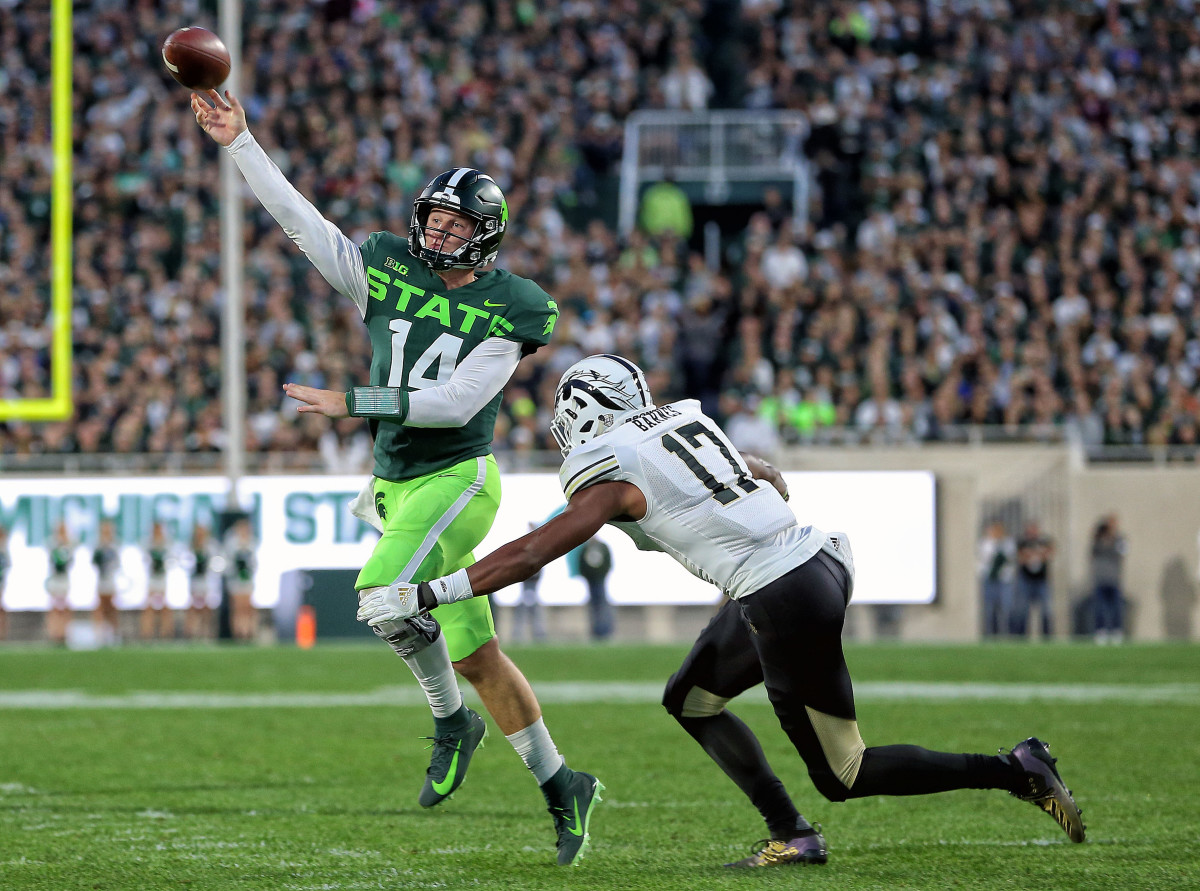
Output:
[559, 399, 825, 600]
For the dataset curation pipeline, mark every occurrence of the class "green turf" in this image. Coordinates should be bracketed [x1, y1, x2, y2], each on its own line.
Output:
[1, 642, 1197, 890]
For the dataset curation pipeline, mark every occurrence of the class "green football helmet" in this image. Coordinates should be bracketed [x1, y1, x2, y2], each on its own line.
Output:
[408, 168, 508, 270]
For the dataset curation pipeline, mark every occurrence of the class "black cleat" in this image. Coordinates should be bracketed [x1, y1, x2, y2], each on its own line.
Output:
[1007, 737, 1086, 843]
[544, 767, 604, 866]
[725, 831, 828, 868]
[418, 707, 487, 808]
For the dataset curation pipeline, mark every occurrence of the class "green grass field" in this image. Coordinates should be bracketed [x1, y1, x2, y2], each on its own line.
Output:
[1, 641, 1197, 890]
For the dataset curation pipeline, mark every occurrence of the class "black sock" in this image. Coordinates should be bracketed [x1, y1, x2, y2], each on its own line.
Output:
[848, 745, 1019, 798]
[678, 712, 800, 836]
[769, 815, 816, 841]
[540, 762, 573, 808]
[432, 701, 469, 735]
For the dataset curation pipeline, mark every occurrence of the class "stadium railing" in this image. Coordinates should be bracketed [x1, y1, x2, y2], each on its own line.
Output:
[3, 432, 1196, 475]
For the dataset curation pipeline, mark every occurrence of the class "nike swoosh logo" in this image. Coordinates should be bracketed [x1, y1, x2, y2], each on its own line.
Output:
[566, 798, 585, 837]
[430, 742, 462, 795]
[484, 299, 505, 307]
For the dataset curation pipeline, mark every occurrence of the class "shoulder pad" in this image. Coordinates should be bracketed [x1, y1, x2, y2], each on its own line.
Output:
[559, 439, 622, 500]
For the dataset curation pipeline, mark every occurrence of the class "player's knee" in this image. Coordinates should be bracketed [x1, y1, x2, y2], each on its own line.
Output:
[807, 767, 851, 802]
[359, 587, 442, 657]
[662, 673, 729, 720]
[805, 706, 866, 802]
[661, 669, 689, 718]
[372, 614, 441, 656]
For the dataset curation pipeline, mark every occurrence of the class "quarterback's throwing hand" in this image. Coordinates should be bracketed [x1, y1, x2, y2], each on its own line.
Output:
[357, 583, 426, 625]
[190, 89, 247, 147]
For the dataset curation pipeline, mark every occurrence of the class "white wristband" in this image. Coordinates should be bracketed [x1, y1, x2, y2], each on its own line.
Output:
[428, 568, 474, 605]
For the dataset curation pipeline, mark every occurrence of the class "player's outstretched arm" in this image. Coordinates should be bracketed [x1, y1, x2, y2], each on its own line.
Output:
[357, 482, 646, 626]
[405, 340, 523, 427]
[302, 341, 523, 429]
[740, 452, 789, 502]
[465, 481, 644, 596]
[189, 90, 370, 312]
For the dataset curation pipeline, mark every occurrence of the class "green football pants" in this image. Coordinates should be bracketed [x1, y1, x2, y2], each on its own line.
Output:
[356, 454, 501, 661]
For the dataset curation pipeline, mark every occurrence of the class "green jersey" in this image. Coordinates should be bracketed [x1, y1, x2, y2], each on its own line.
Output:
[93, 546, 119, 581]
[232, 548, 255, 582]
[148, 546, 168, 576]
[192, 546, 211, 577]
[51, 544, 72, 576]
[359, 232, 559, 481]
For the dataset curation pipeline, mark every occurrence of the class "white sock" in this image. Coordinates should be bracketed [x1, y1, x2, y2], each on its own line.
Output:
[506, 718, 564, 785]
[402, 635, 462, 718]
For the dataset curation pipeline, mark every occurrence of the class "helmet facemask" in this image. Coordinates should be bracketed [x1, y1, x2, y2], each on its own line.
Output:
[408, 169, 507, 271]
[413, 203, 481, 269]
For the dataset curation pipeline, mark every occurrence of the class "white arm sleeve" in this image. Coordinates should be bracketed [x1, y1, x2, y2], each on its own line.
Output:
[406, 339, 522, 428]
[225, 130, 370, 316]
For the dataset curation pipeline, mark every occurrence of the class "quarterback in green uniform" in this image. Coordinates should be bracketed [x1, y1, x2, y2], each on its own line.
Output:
[192, 88, 600, 865]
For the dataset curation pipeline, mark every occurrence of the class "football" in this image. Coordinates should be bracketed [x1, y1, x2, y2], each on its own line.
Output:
[161, 26, 231, 91]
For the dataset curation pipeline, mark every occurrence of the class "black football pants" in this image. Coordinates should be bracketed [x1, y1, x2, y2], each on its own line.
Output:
[664, 550, 1017, 804]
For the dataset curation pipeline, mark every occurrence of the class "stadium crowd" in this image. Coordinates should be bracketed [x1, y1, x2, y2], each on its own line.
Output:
[2, 0, 1200, 465]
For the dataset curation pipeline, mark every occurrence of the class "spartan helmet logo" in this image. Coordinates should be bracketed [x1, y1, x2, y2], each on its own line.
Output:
[550, 355, 654, 457]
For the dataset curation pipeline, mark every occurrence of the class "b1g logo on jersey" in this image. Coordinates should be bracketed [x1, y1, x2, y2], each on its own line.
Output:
[383, 257, 410, 276]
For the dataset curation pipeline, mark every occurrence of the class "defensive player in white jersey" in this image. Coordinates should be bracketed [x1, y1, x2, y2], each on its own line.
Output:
[358, 355, 1087, 867]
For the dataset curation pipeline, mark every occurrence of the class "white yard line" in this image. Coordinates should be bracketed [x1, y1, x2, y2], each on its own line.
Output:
[0, 681, 1197, 710]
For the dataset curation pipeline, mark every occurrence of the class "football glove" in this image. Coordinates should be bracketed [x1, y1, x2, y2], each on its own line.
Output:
[357, 582, 437, 626]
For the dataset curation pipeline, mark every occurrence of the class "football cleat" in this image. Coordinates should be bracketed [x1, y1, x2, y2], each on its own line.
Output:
[725, 830, 828, 868]
[1006, 737, 1086, 843]
[418, 708, 487, 808]
[544, 767, 604, 866]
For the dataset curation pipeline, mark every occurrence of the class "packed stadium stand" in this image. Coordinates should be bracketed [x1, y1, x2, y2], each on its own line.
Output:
[2, 0, 1199, 469]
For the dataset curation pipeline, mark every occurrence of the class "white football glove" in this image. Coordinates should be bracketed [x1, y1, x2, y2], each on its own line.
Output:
[356, 582, 434, 627]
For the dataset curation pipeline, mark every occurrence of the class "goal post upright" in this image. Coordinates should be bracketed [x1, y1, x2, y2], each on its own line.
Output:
[0, 0, 73, 422]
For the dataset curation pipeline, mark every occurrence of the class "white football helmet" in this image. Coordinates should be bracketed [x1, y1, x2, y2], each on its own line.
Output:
[551, 354, 654, 456]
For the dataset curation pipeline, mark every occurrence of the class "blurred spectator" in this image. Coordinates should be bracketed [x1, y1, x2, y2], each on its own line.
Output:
[579, 536, 614, 641]
[318, 417, 374, 474]
[639, 174, 693, 242]
[226, 518, 258, 642]
[185, 524, 217, 640]
[678, 292, 730, 419]
[141, 521, 173, 641]
[45, 521, 73, 645]
[1013, 520, 1055, 638]
[512, 522, 547, 643]
[659, 39, 714, 110]
[92, 519, 121, 646]
[977, 520, 1015, 638]
[1090, 514, 1128, 644]
[760, 222, 808, 291]
[721, 392, 782, 457]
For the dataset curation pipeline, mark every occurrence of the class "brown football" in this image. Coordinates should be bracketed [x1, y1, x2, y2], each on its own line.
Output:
[162, 26, 231, 91]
